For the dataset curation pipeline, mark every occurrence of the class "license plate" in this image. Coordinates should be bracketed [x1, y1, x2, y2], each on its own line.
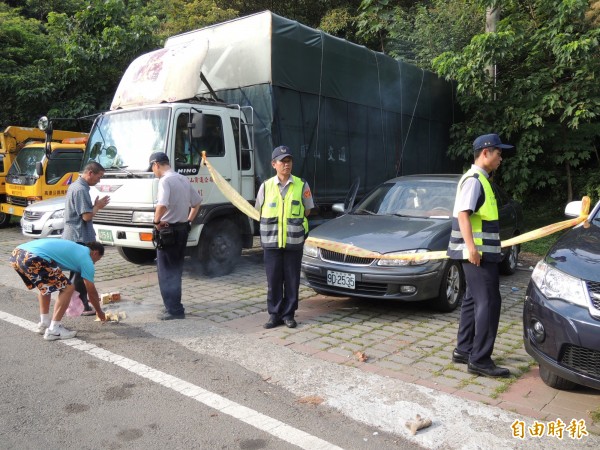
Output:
[327, 270, 355, 289]
[98, 229, 113, 243]
[22, 222, 33, 233]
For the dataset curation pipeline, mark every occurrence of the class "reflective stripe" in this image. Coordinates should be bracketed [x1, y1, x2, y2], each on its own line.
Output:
[451, 230, 499, 240]
[448, 242, 501, 253]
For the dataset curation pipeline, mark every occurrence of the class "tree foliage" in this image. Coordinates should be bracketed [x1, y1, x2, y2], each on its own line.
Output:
[1, 0, 599, 206]
[433, 0, 600, 202]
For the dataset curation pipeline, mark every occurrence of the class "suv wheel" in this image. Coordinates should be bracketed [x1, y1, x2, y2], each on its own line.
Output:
[539, 365, 577, 390]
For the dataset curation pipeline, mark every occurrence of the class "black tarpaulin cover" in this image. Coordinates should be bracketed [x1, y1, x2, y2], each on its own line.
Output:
[166, 11, 458, 205]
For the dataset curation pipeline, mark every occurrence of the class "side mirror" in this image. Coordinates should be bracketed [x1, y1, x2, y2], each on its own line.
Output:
[35, 161, 44, 176]
[565, 201, 582, 218]
[38, 116, 53, 158]
[189, 113, 204, 139]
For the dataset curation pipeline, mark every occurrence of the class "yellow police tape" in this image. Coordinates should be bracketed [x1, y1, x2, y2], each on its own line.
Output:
[201, 153, 590, 261]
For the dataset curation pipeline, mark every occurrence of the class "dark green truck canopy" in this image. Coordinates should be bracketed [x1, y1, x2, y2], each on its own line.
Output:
[164, 11, 459, 204]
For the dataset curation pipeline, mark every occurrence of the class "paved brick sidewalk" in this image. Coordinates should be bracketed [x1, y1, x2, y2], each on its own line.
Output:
[1, 225, 598, 436]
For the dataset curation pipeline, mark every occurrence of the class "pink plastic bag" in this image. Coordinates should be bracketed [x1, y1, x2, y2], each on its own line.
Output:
[66, 291, 84, 317]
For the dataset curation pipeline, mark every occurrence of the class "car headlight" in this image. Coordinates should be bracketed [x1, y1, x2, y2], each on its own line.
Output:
[377, 249, 429, 266]
[303, 243, 319, 258]
[531, 260, 588, 307]
[132, 211, 155, 224]
[50, 209, 64, 219]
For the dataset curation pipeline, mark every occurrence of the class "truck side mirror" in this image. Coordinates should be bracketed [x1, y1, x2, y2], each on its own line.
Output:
[38, 116, 53, 158]
[189, 113, 205, 139]
[35, 161, 44, 176]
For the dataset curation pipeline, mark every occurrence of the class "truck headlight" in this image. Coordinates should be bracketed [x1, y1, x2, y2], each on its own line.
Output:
[377, 249, 429, 266]
[132, 211, 155, 224]
[303, 243, 319, 258]
[531, 260, 588, 307]
[50, 209, 64, 219]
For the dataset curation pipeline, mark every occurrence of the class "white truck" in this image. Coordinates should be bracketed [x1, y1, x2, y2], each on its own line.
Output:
[86, 11, 457, 276]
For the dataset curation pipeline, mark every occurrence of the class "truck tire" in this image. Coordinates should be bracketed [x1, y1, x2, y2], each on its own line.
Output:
[499, 243, 520, 275]
[433, 261, 464, 312]
[539, 365, 577, 390]
[197, 218, 242, 277]
[117, 246, 156, 265]
[0, 212, 11, 228]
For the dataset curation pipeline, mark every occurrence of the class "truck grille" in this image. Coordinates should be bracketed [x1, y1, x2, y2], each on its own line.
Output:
[7, 196, 27, 207]
[587, 280, 600, 310]
[94, 209, 134, 225]
[560, 344, 600, 380]
[320, 249, 375, 266]
[23, 211, 44, 220]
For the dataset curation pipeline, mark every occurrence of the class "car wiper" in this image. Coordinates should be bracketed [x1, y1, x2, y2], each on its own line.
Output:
[106, 165, 141, 178]
[353, 209, 377, 215]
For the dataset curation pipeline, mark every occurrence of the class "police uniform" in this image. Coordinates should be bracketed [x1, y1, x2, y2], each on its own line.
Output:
[447, 133, 513, 378]
[256, 146, 314, 328]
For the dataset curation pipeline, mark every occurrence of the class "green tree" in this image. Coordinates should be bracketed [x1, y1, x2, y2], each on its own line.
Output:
[357, 0, 483, 68]
[433, 0, 600, 202]
[149, 0, 238, 39]
[0, 3, 53, 127]
[45, 0, 161, 119]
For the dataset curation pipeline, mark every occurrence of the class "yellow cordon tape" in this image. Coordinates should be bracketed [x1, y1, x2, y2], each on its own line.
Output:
[201, 153, 591, 261]
[202, 152, 260, 222]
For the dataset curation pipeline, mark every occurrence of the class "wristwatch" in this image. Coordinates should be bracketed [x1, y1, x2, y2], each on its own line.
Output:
[153, 220, 160, 225]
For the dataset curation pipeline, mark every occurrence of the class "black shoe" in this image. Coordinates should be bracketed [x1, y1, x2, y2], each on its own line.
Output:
[157, 311, 185, 321]
[467, 362, 510, 378]
[263, 318, 283, 329]
[283, 319, 297, 328]
[452, 348, 469, 365]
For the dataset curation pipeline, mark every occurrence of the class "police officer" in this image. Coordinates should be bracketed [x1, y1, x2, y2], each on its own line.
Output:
[447, 134, 513, 378]
[149, 152, 202, 320]
[256, 146, 314, 329]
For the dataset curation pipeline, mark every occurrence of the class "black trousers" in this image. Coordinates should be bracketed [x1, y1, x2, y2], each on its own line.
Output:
[156, 226, 189, 315]
[263, 247, 303, 320]
[456, 261, 502, 367]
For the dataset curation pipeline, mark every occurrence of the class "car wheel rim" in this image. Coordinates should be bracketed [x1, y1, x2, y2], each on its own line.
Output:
[446, 265, 461, 305]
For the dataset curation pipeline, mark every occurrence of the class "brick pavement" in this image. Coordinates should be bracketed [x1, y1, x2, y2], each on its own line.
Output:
[1, 225, 599, 436]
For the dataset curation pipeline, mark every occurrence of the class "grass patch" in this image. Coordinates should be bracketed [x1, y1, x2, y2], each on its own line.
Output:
[591, 406, 600, 424]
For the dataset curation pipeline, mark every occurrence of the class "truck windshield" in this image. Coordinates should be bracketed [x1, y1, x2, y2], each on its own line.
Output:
[7, 147, 45, 176]
[84, 108, 170, 171]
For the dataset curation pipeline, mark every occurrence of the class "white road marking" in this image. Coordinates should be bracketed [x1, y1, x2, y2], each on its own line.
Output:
[0, 310, 342, 450]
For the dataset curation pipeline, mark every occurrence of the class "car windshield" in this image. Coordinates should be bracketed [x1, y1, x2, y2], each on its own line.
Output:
[354, 179, 457, 218]
[83, 107, 170, 171]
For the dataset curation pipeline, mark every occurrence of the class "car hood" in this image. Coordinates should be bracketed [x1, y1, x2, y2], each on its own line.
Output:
[308, 213, 451, 253]
[546, 222, 600, 282]
[26, 196, 66, 211]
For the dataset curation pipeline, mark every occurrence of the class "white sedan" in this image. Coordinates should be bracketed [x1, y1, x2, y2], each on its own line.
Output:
[20, 196, 65, 239]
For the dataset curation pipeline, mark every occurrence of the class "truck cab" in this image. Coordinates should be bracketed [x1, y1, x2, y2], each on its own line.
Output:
[0, 126, 87, 228]
[0, 127, 88, 222]
[86, 102, 254, 276]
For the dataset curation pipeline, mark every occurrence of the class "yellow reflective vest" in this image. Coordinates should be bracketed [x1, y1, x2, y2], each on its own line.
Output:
[259, 175, 308, 249]
[447, 169, 502, 262]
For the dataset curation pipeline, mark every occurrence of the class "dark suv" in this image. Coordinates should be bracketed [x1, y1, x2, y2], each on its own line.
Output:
[523, 198, 600, 390]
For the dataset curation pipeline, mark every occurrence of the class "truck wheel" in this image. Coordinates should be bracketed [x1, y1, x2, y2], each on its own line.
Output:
[499, 243, 520, 275]
[117, 246, 156, 265]
[197, 219, 242, 277]
[433, 261, 464, 312]
[539, 365, 577, 390]
[0, 212, 11, 228]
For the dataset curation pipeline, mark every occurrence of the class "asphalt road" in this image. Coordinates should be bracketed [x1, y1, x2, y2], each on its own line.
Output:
[0, 285, 412, 450]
